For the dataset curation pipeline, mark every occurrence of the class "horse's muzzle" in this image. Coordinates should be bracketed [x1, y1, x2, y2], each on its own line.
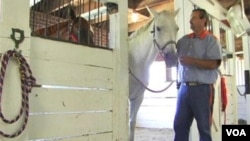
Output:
[164, 52, 178, 67]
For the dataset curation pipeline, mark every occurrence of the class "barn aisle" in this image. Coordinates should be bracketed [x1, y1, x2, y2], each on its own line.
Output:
[135, 127, 174, 141]
[134, 61, 176, 141]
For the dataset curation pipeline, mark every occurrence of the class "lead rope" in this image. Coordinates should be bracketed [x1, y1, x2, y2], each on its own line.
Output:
[0, 50, 36, 138]
[129, 38, 176, 93]
[129, 68, 174, 93]
[129, 23, 177, 93]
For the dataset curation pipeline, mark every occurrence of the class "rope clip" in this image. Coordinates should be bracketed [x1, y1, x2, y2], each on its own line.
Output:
[10, 28, 24, 50]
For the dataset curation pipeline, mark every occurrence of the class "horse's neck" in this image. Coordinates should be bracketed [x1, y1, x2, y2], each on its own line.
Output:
[34, 21, 68, 36]
[49, 21, 69, 36]
[129, 20, 159, 72]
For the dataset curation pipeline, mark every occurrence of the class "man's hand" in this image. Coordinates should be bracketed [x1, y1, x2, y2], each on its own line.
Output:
[178, 56, 195, 65]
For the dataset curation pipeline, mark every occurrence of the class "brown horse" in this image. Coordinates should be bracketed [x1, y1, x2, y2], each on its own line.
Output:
[32, 16, 95, 46]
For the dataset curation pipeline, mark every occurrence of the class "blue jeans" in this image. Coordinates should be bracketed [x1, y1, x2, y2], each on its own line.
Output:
[173, 84, 214, 141]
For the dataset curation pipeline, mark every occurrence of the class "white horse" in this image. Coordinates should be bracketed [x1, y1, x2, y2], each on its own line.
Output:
[128, 8, 179, 141]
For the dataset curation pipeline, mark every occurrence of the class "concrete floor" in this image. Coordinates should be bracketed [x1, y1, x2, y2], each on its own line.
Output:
[135, 127, 174, 141]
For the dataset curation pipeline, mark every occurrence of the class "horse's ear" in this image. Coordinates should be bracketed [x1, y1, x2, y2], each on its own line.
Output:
[146, 6, 157, 17]
[174, 8, 180, 16]
[66, 6, 76, 20]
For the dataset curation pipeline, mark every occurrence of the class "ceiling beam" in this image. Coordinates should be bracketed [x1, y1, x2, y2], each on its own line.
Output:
[189, 0, 227, 20]
[128, 1, 174, 31]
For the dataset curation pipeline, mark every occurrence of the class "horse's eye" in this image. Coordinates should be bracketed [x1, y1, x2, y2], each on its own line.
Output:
[156, 26, 160, 31]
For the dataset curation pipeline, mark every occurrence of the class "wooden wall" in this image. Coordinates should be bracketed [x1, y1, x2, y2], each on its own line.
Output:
[0, 0, 129, 141]
[29, 38, 114, 140]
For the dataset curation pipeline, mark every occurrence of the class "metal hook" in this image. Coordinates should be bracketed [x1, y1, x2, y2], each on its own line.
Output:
[10, 28, 25, 50]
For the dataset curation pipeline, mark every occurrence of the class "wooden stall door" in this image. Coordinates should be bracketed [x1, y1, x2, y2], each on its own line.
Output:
[0, 0, 129, 141]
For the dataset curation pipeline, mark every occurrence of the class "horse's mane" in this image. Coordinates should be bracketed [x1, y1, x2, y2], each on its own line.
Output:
[31, 16, 95, 45]
[73, 17, 95, 45]
[31, 20, 68, 36]
[128, 18, 154, 39]
[128, 10, 174, 40]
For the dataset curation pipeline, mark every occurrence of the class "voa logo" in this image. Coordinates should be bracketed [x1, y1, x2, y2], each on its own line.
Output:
[226, 129, 247, 136]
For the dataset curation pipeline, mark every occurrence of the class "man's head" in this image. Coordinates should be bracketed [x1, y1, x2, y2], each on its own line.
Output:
[190, 8, 209, 32]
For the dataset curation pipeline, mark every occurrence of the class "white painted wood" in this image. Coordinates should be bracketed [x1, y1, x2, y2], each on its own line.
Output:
[30, 39, 114, 89]
[224, 76, 238, 124]
[211, 19, 222, 141]
[28, 113, 112, 140]
[30, 37, 113, 68]
[175, 0, 193, 40]
[1, 1, 129, 141]
[109, 1, 129, 139]
[242, 35, 250, 123]
[60, 133, 112, 141]
[27, 18, 127, 141]
[0, 0, 30, 140]
[0, 0, 31, 37]
[29, 88, 112, 113]
[30, 59, 113, 88]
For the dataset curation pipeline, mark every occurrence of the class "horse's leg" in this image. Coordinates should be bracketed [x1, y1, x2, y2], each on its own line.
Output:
[129, 89, 145, 141]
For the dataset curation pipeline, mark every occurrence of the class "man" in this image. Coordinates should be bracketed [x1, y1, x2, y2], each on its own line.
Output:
[173, 8, 222, 141]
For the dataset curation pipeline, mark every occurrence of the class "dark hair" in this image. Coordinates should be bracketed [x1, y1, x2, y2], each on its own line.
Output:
[192, 8, 209, 26]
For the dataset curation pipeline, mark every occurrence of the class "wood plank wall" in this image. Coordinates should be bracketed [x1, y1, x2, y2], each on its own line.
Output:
[0, 0, 129, 141]
[29, 38, 114, 140]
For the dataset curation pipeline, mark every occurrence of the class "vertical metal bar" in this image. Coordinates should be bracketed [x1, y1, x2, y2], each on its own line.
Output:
[68, 0, 72, 41]
[101, 12, 103, 47]
[98, 0, 100, 46]
[93, 14, 97, 46]
[96, 1, 99, 46]
[106, 7, 109, 48]
[78, 0, 82, 44]
[32, 0, 36, 32]
[57, 0, 62, 39]
[88, 0, 91, 45]
[45, 0, 48, 36]
[84, 0, 86, 44]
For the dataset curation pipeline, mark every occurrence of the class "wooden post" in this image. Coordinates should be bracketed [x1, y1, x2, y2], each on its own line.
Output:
[0, 0, 30, 140]
[110, 0, 129, 140]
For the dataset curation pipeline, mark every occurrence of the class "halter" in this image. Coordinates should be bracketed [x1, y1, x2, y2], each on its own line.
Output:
[69, 20, 79, 42]
[151, 23, 179, 90]
[129, 23, 177, 93]
[151, 24, 176, 57]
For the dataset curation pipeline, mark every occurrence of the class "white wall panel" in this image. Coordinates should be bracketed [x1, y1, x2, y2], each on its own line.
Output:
[28, 113, 112, 140]
[30, 37, 113, 89]
[30, 88, 112, 113]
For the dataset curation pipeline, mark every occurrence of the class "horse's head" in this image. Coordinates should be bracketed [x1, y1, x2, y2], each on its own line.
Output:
[69, 17, 95, 46]
[148, 7, 179, 67]
[63, 6, 95, 45]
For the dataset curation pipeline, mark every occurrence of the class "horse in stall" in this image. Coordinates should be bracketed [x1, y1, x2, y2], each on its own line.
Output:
[128, 7, 179, 141]
[32, 9, 95, 46]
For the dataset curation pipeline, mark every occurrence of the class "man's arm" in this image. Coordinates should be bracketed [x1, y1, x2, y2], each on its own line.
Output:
[179, 56, 221, 69]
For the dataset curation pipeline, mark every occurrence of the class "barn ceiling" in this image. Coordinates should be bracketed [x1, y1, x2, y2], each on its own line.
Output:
[128, 0, 250, 25]
[129, 0, 250, 16]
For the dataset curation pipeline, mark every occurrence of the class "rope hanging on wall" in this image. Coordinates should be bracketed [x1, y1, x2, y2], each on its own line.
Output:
[0, 49, 36, 138]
